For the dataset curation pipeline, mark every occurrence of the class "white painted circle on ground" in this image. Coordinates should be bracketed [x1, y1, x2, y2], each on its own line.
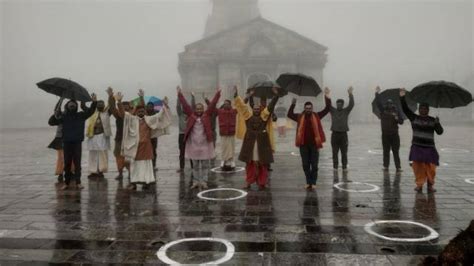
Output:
[334, 182, 380, 193]
[364, 220, 439, 242]
[197, 188, 248, 201]
[368, 149, 383, 155]
[465, 178, 474, 185]
[210, 166, 245, 174]
[440, 148, 470, 153]
[156, 237, 235, 265]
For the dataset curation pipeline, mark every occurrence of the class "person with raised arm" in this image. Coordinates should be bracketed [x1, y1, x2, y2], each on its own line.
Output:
[234, 87, 279, 191]
[176, 91, 195, 172]
[375, 86, 404, 172]
[86, 88, 113, 178]
[118, 89, 171, 191]
[177, 86, 221, 190]
[107, 87, 131, 180]
[216, 86, 238, 171]
[49, 94, 97, 190]
[399, 88, 443, 193]
[287, 87, 331, 190]
[329, 86, 354, 172]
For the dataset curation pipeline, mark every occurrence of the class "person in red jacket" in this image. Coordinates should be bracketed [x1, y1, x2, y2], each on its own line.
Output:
[177, 86, 221, 189]
[217, 88, 238, 171]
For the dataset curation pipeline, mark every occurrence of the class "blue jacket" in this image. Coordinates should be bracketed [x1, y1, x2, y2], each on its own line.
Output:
[48, 102, 97, 142]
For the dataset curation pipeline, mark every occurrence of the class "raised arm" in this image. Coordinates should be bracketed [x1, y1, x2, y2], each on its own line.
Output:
[191, 92, 196, 111]
[317, 88, 332, 119]
[114, 92, 125, 118]
[266, 95, 279, 114]
[399, 89, 416, 121]
[81, 93, 97, 119]
[177, 86, 193, 116]
[107, 87, 120, 118]
[205, 89, 222, 114]
[54, 97, 64, 112]
[345, 87, 354, 112]
[249, 95, 255, 108]
[233, 87, 252, 120]
[287, 98, 299, 122]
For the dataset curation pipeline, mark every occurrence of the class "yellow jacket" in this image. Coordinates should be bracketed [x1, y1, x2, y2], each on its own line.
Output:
[234, 96, 275, 152]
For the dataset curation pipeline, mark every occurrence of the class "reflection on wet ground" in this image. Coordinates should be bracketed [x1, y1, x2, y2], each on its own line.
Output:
[0, 124, 473, 265]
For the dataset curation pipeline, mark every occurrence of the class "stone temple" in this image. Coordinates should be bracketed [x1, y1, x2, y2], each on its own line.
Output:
[178, 0, 328, 103]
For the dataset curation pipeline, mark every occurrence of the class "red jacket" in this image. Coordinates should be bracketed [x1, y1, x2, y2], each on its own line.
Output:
[217, 108, 237, 136]
[178, 91, 221, 143]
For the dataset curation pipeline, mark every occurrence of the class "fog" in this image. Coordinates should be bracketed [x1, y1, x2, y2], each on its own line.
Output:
[0, 0, 472, 128]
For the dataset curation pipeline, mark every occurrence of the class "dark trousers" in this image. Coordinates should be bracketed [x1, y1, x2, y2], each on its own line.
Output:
[331, 131, 348, 169]
[178, 134, 193, 169]
[299, 145, 319, 185]
[151, 138, 157, 168]
[63, 141, 82, 185]
[382, 133, 401, 169]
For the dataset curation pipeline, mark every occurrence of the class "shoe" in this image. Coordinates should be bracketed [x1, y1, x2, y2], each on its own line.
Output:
[427, 186, 437, 193]
[126, 184, 137, 191]
[59, 184, 69, 190]
[57, 175, 64, 183]
[414, 186, 422, 192]
[342, 168, 348, 173]
[243, 184, 251, 189]
[201, 182, 208, 189]
[383, 167, 389, 171]
[258, 185, 266, 191]
[76, 184, 84, 190]
[396, 168, 403, 173]
[88, 173, 97, 178]
[115, 173, 123, 180]
[190, 182, 199, 189]
[176, 169, 183, 173]
[309, 185, 316, 191]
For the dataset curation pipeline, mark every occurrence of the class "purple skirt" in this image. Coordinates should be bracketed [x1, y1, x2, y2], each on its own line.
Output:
[409, 145, 439, 165]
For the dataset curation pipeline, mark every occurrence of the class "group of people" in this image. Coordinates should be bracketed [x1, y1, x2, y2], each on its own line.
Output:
[48, 84, 444, 193]
[49, 88, 171, 191]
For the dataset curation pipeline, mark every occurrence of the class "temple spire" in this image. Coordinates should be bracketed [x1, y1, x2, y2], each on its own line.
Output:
[204, 0, 260, 37]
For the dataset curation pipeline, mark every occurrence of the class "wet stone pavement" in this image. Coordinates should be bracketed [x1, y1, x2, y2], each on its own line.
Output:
[0, 123, 473, 265]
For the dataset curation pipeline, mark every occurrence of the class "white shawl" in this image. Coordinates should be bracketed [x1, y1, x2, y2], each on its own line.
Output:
[121, 107, 171, 161]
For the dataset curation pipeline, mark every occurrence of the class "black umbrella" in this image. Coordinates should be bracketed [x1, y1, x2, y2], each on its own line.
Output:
[372, 88, 417, 120]
[276, 73, 321, 97]
[410, 81, 472, 108]
[246, 81, 287, 98]
[37, 77, 92, 102]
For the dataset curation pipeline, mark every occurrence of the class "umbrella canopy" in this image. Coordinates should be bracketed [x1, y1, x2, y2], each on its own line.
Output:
[247, 81, 288, 98]
[410, 81, 472, 108]
[276, 73, 321, 97]
[371, 88, 417, 120]
[131, 96, 163, 111]
[37, 77, 92, 102]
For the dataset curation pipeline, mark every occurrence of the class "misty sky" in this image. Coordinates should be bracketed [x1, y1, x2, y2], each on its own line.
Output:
[0, 0, 473, 128]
